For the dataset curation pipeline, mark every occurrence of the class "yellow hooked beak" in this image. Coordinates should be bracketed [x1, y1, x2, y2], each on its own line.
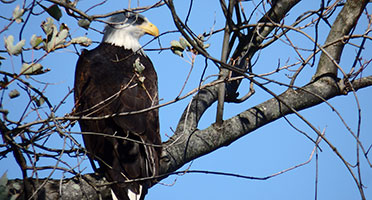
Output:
[139, 20, 159, 37]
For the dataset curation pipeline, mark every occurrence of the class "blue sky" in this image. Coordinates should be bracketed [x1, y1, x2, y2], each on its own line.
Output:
[1, 0, 371, 199]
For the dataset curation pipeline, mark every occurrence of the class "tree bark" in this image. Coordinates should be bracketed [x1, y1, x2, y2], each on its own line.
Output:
[5, 174, 112, 200]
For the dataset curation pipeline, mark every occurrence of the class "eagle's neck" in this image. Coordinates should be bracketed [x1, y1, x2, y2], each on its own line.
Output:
[102, 26, 145, 55]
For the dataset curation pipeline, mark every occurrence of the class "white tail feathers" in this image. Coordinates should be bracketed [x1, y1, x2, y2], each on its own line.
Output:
[128, 185, 142, 200]
[111, 189, 119, 200]
[110, 185, 143, 200]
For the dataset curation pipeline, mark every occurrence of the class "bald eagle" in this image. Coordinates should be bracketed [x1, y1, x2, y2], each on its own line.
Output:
[74, 12, 161, 200]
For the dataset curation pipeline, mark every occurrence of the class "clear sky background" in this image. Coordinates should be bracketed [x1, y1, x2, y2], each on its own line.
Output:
[1, 0, 371, 200]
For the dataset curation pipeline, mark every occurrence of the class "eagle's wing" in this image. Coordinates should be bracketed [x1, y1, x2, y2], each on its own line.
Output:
[74, 43, 161, 200]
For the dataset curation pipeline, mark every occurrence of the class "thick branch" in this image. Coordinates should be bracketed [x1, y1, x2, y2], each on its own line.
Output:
[159, 75, 372, 175]
[314, 0, 368, 79]
[5, 174, 112, 200]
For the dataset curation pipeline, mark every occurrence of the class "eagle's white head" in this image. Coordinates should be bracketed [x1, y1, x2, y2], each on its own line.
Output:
[102, 12, 159, 53]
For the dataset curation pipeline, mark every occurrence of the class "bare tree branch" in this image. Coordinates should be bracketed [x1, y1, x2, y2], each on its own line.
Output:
[159, 75, 372, 175]
[314, 0, 368, 79]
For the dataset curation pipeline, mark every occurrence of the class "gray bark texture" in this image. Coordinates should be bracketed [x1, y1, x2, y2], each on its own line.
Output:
[4, 174, 112, 200]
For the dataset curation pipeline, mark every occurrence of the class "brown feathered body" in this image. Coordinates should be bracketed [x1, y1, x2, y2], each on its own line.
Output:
[74, 42, 161, 200]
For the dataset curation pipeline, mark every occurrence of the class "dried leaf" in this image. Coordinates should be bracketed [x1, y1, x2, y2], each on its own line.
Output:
[32, 96, 45, 107]
[4, 35, 25, 56]
[46, 4, 62, 21]
[133, 57, 145, 74]
[170, 40, 184, 50]
[41, 18, 56, 52]
[71, 36, 92, 46]
[30, 34, 43, 48]
[12, 5, 24, 23]
[42, 21, 69, 51]
[203, 43, 210, 49]
[20, 63, 44, 75]
[138, 76, 145, 83]
[179, 37, 191, 50]
[78, 19, 91, 30]
[44, 25, 58, 52]
[36, 97, 45, 107]
[8, 89, 20, 99]
[45, 26, 58, 52]
[170, 40, 185, 57]
[38, 3, 62, 21]
[171, 49, 183, 57]
[41, 18, 55, 36]
[55, 29, 68, 46]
